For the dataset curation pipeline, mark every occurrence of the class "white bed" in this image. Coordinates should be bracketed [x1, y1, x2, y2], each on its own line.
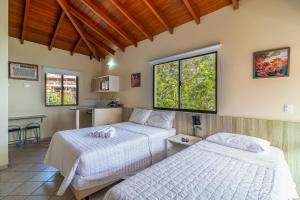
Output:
[44, 122, 176, 197]
[104, 140, 298, 200]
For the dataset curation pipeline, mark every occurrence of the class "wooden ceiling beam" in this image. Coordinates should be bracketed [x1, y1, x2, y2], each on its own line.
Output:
[49, 11, 65, 50]
[85, 32, 115, 55]
[182, 0, 200, 24]
[142, 0, 173, 34]
[71, 37, 81, 55]
[69, 6, 124, 52]
[80, 0, 137, 47]
[110, 0, 153, 41]
[232, 0, 239, 9]
[56, 0, 100, 60]
[21, 0, 31, 44]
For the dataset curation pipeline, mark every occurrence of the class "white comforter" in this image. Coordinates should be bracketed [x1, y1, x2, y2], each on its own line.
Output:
[44, 122, 175, 195]
[104, 140, 298, 200]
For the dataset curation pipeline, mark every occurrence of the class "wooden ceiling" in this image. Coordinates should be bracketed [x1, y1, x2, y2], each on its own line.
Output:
[9, 0, 239, 61]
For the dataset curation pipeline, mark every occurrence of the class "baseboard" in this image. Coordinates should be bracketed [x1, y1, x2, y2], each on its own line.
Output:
[40, 137, 51, 142]
[0, 164, 8, 171]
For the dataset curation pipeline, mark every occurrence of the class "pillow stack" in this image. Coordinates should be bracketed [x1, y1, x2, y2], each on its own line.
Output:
[129, 108, 176, 129]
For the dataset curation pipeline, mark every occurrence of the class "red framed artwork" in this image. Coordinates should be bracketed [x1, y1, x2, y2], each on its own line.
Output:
[131, 73, 141, 87]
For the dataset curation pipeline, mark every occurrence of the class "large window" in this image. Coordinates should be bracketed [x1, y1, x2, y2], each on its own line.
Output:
[153, 52, 217, 113]
[45, 73, 78, 106]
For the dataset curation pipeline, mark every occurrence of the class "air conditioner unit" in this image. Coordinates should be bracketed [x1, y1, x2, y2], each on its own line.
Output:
[9, 62, 39, 81]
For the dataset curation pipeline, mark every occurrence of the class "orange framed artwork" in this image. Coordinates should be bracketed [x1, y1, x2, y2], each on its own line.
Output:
[253, 47, 290, 78]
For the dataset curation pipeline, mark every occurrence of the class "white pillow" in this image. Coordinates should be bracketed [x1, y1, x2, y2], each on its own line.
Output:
[145, 110, 176, 129]
[129, 108, 152, 125]
[206, 132, 270, 153]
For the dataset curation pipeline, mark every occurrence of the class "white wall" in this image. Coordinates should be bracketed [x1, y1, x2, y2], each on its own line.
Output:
[0, 0, 9, 168]
[102, 0, 300, 122]
[8, 38, 101, 138]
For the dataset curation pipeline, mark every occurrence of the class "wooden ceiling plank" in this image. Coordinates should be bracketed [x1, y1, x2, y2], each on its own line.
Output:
[71, 37, 81, 55]
[21, 0, 31, 44]
[80, 0, 138, 47]
[85, 32, 115, 55]
[111, 0, 153, 41]
[232, 0, 239, 9]
[56, 0, 100, 60]
[182, 0, 200, 24]
[49, 11, 65, 50]
[142, 0, 173, 34]
[69, 6, 124, 52]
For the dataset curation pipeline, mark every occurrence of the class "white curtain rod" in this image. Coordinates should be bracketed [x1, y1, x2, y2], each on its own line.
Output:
[43, 66, 80, 76]
[149, 43, 222, 65]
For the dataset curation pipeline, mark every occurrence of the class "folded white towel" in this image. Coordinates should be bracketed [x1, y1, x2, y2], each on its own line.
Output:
[88, 126, 116, 138]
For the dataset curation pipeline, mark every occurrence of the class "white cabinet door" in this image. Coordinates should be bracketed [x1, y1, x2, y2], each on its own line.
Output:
[92, 108, 122, 126]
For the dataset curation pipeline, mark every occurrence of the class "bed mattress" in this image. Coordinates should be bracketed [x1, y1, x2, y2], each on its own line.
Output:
[104, 140, 298, 200]
[44, 122, 176, 195]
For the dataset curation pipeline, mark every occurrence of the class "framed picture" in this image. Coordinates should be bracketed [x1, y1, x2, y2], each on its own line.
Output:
[8, 61, 39, 81]
[253, 47, 290, 78]
[131, 73, 141, 87]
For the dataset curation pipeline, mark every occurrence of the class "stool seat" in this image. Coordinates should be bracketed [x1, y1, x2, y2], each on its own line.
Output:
[8, 125, 22, 146]
[9, 127, 21, 132]
[24, 123, 41, 144]
[25, 125, 40, 129]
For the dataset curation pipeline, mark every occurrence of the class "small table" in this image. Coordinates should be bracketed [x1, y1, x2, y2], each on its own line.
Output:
[9, 114, 47, 123]
[167, 134, 202, 156]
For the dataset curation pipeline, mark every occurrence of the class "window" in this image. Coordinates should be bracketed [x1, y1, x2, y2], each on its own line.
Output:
[45, 73, 78, 106]
[153, 52, 217, 113]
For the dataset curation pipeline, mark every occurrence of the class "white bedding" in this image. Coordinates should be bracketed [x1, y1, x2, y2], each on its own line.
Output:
[44, 122, 176, 195]
[104, 140, 298, 200]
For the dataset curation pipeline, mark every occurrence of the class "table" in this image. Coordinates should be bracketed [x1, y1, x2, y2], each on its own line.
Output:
[167, 134, 202, 156]
[9, 114, 47, 123]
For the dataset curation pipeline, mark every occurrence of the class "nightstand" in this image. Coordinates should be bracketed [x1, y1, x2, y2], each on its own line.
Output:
[167, 134, 202, 156]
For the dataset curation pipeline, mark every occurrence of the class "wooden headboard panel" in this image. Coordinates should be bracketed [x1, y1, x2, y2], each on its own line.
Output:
[123, 107, 300, 192]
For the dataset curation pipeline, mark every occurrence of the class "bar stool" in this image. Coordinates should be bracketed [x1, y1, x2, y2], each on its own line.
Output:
[8, 125, 22, 146]
[24, 123, 41, 144]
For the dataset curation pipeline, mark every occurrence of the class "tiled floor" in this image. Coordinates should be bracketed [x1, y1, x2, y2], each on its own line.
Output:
[0, 142, 74, 200]
[0, 142, 112, 200]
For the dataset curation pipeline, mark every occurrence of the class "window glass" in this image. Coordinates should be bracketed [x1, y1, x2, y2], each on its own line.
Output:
[154, 61, 179, 109]
[153, 52, 217, 113]
[181, 53, 217, 111]
[45, 73, 78, 106]
[63, 75, 77, 105]
[46, 73, 62, 106]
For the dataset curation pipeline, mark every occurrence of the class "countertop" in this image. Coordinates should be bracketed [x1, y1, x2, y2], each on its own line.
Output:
[70, 106, 122, 110]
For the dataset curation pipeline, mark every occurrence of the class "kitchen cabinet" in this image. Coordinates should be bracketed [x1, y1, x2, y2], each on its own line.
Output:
[93, 75, 119, 92]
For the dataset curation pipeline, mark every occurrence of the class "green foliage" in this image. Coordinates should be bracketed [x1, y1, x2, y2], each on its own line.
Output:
[47, 91, 76, 105]
[47, 92, 61, 105]
[154, 53, 216, 112]
[64, 92, 76, 105]
[154, 61, 179, 109]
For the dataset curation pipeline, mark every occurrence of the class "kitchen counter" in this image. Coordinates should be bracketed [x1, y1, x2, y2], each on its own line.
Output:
[70, 106, 122, 110]
[71, 106, 123, 129]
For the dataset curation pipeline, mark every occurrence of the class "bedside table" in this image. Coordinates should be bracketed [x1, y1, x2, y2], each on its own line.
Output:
[167, 134, 202, 156]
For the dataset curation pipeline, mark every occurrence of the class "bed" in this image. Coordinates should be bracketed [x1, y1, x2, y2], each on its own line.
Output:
[44, 121, 176, 199]
[104, 139, 298, 200]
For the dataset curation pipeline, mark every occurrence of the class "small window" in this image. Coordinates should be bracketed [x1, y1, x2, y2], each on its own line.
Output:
[153, 52, 217, 113]
[45, 73, 78, 106]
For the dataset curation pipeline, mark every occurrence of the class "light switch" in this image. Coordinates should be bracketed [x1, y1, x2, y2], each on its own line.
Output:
[24, 83, 31, 88]
[284, 104, 294, 113]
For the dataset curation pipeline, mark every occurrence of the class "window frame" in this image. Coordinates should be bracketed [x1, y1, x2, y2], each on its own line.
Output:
[45, 73, 79, 107]
[153, 51, 218, 114]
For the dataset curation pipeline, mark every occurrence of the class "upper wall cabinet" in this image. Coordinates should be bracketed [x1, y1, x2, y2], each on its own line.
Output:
[93, 75, 119, 92]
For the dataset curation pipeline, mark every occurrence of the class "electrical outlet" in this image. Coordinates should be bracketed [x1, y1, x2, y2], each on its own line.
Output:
[284, 104, 294, 113]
